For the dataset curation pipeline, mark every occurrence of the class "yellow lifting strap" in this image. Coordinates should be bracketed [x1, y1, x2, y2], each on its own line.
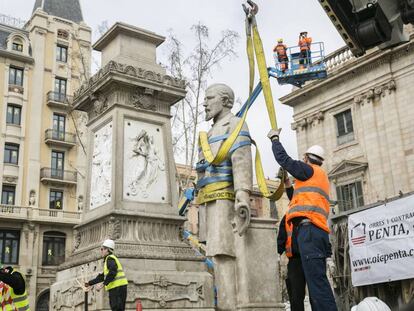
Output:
[251, 25, 278, 130]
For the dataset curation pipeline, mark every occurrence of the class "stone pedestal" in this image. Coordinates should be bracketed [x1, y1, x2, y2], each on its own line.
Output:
[235, 218, 285, 311]
[50, 23, 214, 310]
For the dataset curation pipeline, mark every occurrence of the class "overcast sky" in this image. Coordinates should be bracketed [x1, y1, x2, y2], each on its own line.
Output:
[1, 0, 345, 179]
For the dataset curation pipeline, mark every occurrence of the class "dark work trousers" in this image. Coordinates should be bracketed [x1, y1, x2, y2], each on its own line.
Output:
[297, 223, 337, 311]
[108, 285, 127, 311]
[278, 56, 289, 71]
[286, 257, 306, 311]
[299, 50, 310, 66]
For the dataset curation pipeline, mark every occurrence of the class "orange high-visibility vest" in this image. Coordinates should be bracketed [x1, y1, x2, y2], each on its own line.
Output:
[273, 44, 287, 57]
[298, 37, 312, 51]
[285, 163, 330, 257]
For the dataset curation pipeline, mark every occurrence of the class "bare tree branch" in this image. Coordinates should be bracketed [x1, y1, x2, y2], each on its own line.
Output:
[163, 22, 239, 193]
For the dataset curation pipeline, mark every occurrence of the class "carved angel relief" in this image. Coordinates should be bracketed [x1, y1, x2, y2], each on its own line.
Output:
[124, 120, 167, 202]
[90, 122, 112, 209]
[128, 129, 165, 198]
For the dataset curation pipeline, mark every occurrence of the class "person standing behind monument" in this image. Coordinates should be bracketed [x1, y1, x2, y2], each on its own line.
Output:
[0, 266, 30, 310]
[277, 168, 307, 311]
[196, 83, 253, 310]
[85, 239, 128, 311]
[268, 129, 337, 311]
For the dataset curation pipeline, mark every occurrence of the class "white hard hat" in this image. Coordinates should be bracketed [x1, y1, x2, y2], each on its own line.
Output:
[305, 145, 325, 161]
[102, 239, 115, 250]
[351, 297, 391, 311]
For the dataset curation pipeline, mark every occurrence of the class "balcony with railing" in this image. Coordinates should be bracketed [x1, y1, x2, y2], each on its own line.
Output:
[44, 129, 76, 149]
[324, 46, 356, 73]
[0, 14, 26, 28]
[47, 91, 73, 108]
[0, 204, 81, 224]
[0, 204, 28, 220]
[32, 208, 81, 225]
[40, 168, 77, 186]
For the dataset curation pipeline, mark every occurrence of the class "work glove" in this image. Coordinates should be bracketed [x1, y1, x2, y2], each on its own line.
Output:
[267, 128, 282, 141]
[276, 167, 285, 179]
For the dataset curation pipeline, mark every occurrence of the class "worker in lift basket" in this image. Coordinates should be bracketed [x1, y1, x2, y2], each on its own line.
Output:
[274, 38, 289, 72]
[298, 31, 312, 68]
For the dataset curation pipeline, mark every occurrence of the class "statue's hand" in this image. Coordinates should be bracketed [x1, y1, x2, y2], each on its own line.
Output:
[231, 190, 251, 236]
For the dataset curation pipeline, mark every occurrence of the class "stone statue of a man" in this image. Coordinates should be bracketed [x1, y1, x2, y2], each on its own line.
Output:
[196, 83, 253, 310]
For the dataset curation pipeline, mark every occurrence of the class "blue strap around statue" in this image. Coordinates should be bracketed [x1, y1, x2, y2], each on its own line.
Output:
[197, 175, 233, 189]
[229, 140, 251, 154]
[196, 160, 232, 172]
[205, 166, 233, 174]
[195, 131, 252, 183]
[207, 131, 251, 144]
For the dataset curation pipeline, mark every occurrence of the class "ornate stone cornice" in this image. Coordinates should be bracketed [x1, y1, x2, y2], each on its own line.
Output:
[353, 79, 396, 105]
[73, 60, 185, 100]
[291, 111, 324, 131]
[2, 175, 18, 184]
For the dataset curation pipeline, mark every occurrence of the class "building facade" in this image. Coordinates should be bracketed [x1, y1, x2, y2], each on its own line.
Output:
[280, 26, 414, 310]
[0, 1, 91, 309]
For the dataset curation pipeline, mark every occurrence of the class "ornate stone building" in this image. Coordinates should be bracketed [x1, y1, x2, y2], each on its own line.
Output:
[280, 27, 414, 310]
[0, 1, 91, 309]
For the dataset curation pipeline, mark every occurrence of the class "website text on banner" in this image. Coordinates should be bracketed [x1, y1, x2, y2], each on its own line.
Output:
[348, 193, 414, 287]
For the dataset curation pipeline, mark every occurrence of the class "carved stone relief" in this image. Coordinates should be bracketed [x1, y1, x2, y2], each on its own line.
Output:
[90, 93, 108, 118]
[90, 122, 112, 209]
[123, 119, 167, 202]
[2, 175, 17, 183]
[130, 88, 157, 111]
[77, 195, 84, 211]
[73, 230, 81, 250]
[29, 190, 36, 206]
[52, 283, 97, 310]
[107, 216, 121, 240]
[128, 276, 204, 307]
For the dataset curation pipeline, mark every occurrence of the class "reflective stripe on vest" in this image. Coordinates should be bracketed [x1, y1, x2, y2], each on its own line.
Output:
[104, 254, 128, 291]
[288, 205, 329, 218]
[3, 270, 30, 311]
[285, 164, 330, 257]
[293, 186, 329, 201]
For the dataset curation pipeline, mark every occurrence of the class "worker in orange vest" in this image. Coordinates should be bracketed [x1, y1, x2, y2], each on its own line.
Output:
[268, 128, 337, 311]
[298, 32, 312, 68]
[273, 39, 289, 72]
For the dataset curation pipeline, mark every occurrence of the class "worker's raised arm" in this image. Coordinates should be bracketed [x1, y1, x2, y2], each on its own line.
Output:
[267, 129, 313, 181]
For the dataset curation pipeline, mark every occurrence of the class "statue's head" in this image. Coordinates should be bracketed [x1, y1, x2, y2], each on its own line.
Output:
[203, 84, 234, 122]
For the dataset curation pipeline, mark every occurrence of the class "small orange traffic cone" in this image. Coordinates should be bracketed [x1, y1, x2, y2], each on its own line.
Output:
[136, 299, 143, 311]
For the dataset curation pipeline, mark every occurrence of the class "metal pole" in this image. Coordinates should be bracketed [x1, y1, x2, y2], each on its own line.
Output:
[84, 291, 88, 311]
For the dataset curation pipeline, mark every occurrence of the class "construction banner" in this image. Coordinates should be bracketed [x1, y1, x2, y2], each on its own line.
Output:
[348, 193, 414, 286]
